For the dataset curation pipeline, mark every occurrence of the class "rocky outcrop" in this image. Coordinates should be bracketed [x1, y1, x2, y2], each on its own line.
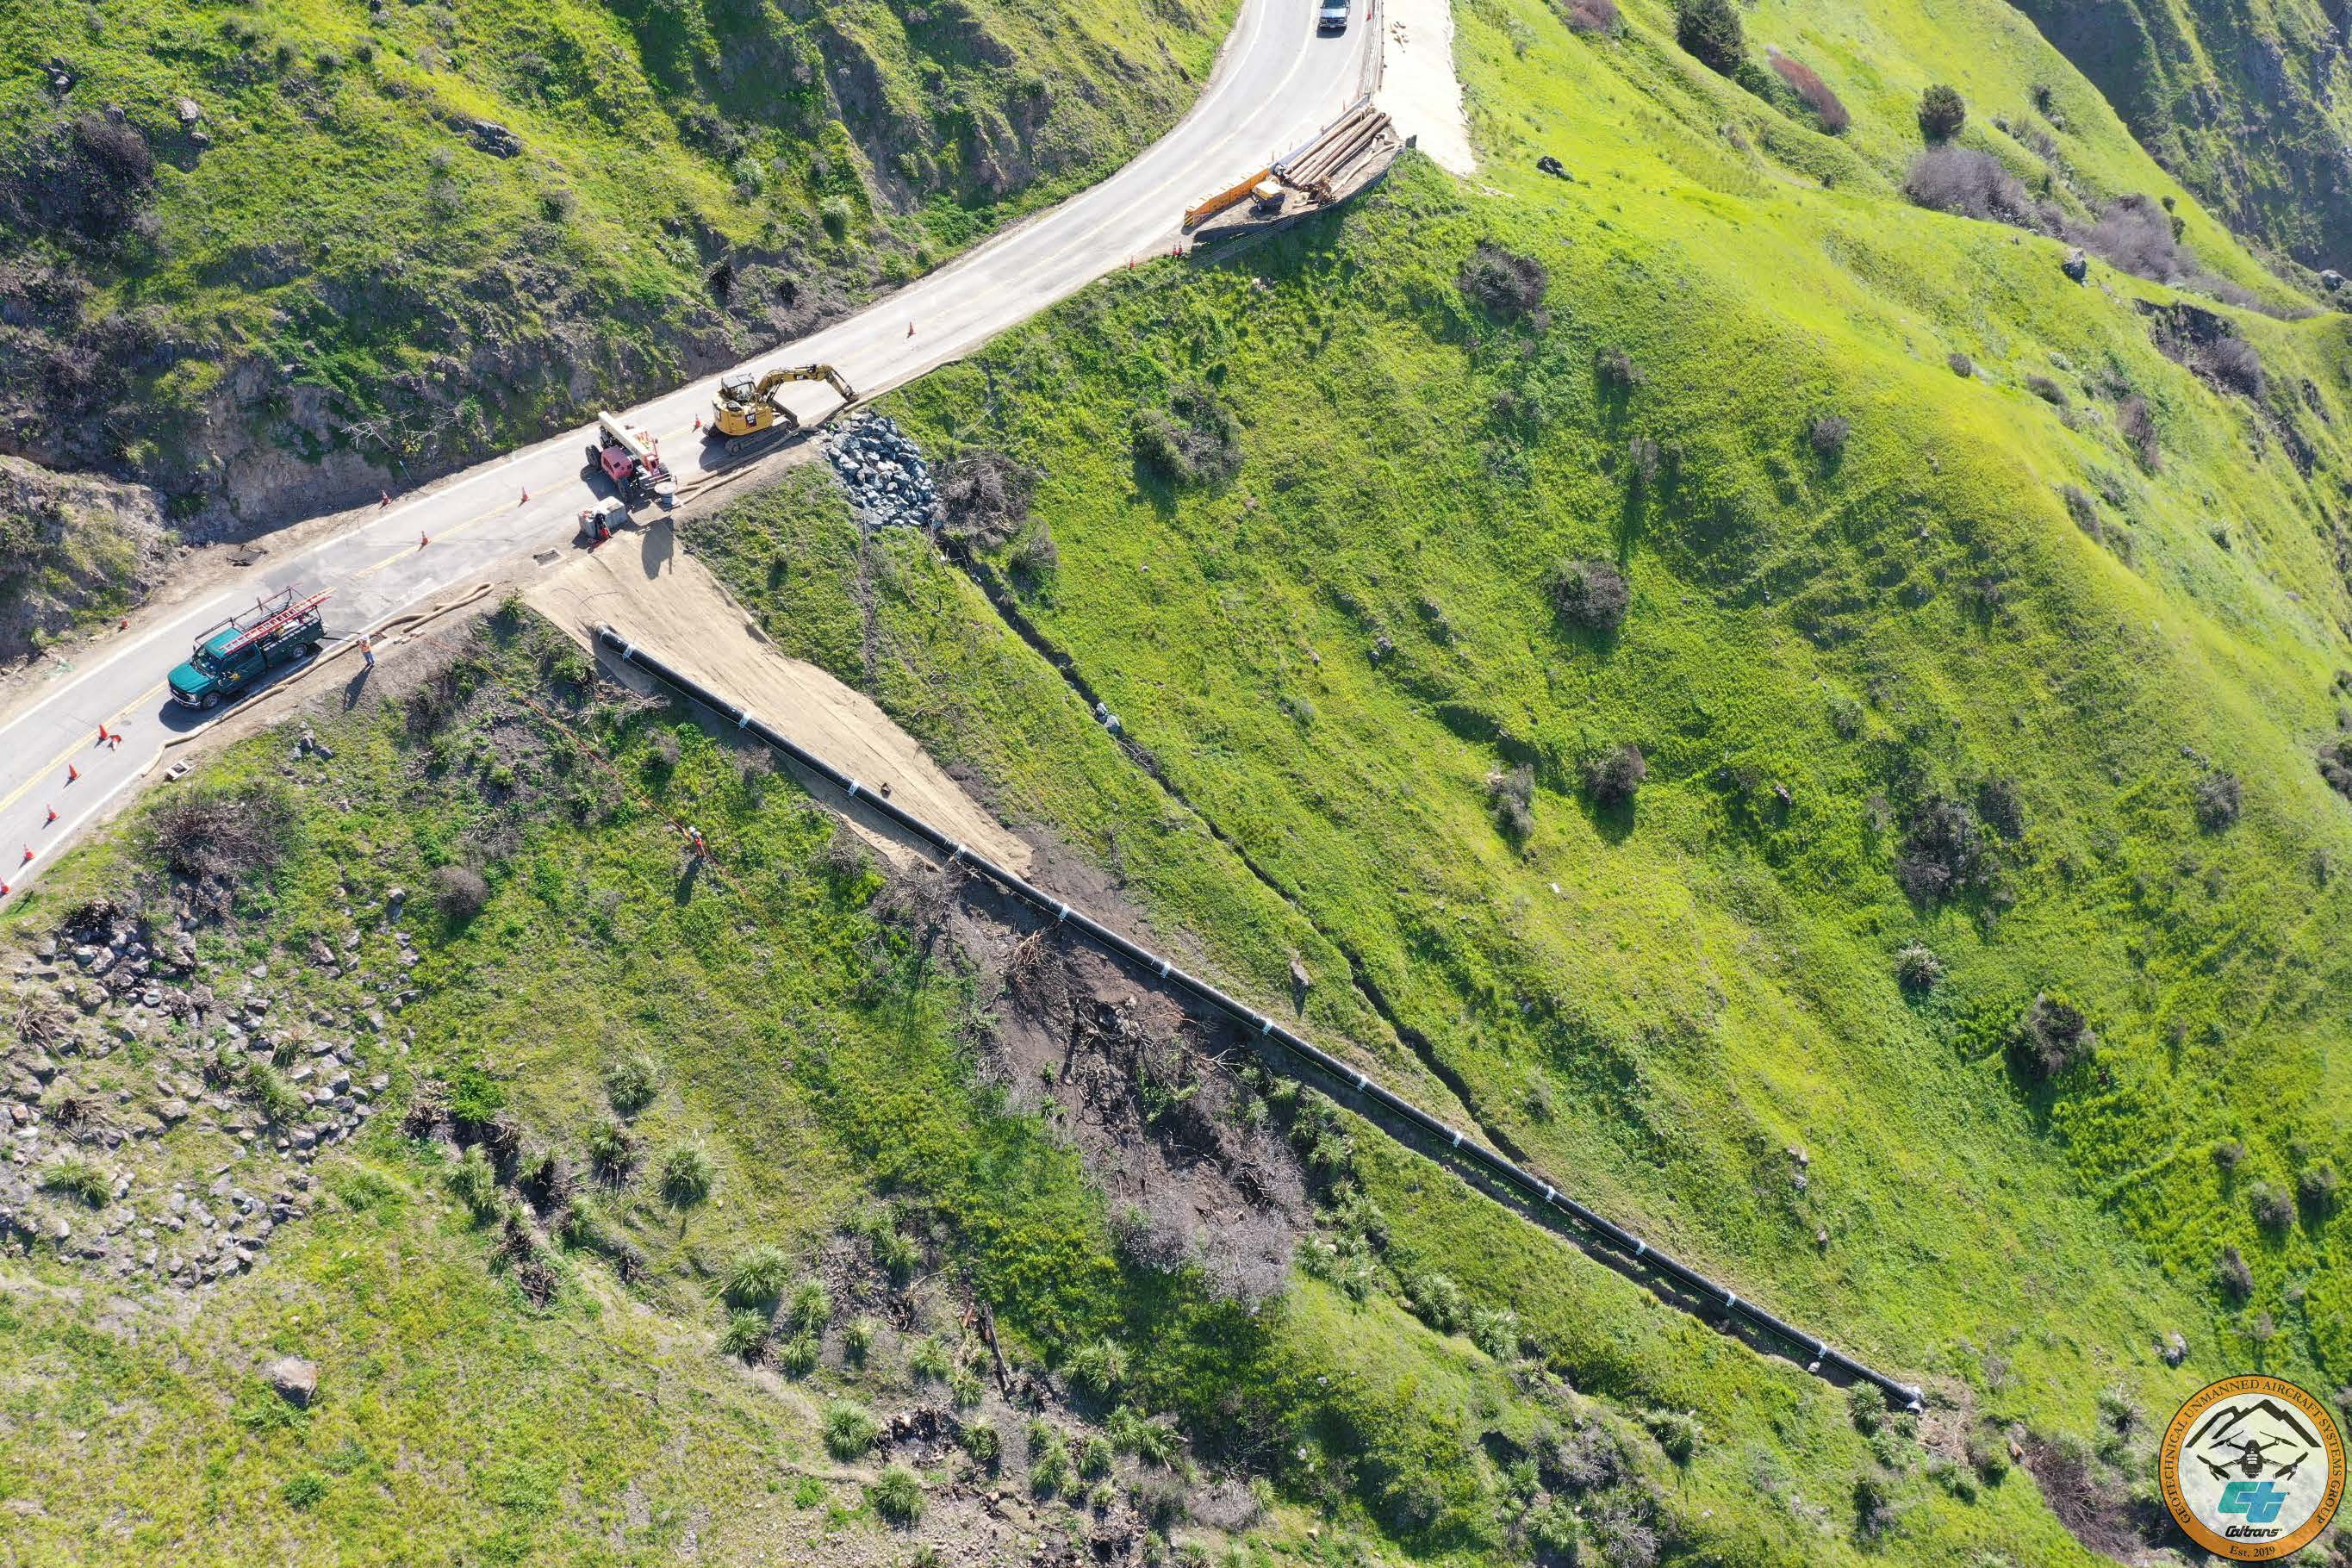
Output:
[0, 454, 171, 664]
[0, 887, 395, 1296]
[264, 1355, 319, 1406]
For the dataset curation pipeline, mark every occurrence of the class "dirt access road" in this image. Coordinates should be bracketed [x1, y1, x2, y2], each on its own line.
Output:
[528, 518, 1035, 873]
[0, 0, 1378, 905]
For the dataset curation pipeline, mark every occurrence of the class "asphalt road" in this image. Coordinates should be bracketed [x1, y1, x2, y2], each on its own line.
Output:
[0, 0, 1377, 905]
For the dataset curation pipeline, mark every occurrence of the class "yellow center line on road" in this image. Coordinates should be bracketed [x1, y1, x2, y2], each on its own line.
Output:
[348, 491, 541, 582]
[0, 681, 168, 819]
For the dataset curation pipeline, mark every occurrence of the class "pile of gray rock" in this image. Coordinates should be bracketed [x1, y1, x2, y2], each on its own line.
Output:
[821, 415, 942, 528]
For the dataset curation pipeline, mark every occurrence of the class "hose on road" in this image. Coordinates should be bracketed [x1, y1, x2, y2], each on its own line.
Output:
[594, 625, 1926, 1414]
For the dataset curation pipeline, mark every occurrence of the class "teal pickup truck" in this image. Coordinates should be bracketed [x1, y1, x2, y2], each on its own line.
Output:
[168, 588, 330, 711]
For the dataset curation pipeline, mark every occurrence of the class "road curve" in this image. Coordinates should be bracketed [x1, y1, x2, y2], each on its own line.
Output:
[0, 0, 1376, 904]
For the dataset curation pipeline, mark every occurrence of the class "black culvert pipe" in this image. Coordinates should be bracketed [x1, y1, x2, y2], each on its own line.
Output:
[595, 625, 1925, 1413]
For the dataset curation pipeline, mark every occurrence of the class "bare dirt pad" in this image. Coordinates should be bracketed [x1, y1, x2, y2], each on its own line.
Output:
[527, 520, 1032, 873]
[1374, 0, 1473, 175]
[977, 907, 1306, 1305]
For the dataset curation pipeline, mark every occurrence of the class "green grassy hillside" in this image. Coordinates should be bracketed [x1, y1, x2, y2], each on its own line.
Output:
[694, 0, 2352, 1550]
[0, 0, 1230, 526]
[2007, 0, 2352, 277]
[7, 0, 2352, 1562]
[0, 615, 2105, 1565]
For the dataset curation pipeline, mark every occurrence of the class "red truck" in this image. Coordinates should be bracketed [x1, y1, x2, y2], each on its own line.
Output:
[586, 411, 674, 504]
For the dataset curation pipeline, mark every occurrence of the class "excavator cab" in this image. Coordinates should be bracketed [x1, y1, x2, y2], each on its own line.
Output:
[712, 373, 790, 439]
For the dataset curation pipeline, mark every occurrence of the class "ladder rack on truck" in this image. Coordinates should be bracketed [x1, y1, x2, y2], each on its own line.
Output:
[214, 590, 331, 660]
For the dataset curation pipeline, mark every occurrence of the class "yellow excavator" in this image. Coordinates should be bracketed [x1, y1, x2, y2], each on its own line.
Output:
[710, 363, 858, 439]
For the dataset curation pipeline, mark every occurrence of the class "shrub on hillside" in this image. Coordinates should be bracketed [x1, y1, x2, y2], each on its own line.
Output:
[432, 864, 489, 921]
[1525, 1498, 1584, 1559]
[824, 1399, 880, 1459]
[447, 1147, 500, 1216]
[1917, 84, 1967, 141]
[2008, 992, 2094, 1080]
[1584, 744, 1647, 809]
[1596, 345, 1646, 391]
[603, 1053, 659, 1113]
[1403, 1269, 1470, 1333]
[937, 447, 1038, 551]
[2060, 483, 2101, 536]
[628, 734, 681, 794]
[1768, 51, 1849, 133]
[2083, 194, 2193, 284]
[2299, 1160, 2341, 1211]
[2197, 335, 2268, 400]
[1809, 414, 1851, 457]
[1895, 793, 1993, 905]
[583, 1117, 635, 1181]
[724, 1244, 791, 1308]
[1009, 521, 1060, 581]
[1903, 148, 2042, 229]
[2249, 1182, 2293, 1233]
[1976, 775, 2025, 839]
[1854, 1469, 1905, 1542]
[2116, 395, 2160, 470]
[144, 783, 296, 882]
[1947, 351, 1975, 378]
[406, 656, 487, 734]
[658, 1142, 714, 1207]
[961, 1418, 1002, 1467]
[719, 1310, 770, 1362]
[1643, 1407, 1702, 1464]
[1458, 241, 1551, 325]
[1131, 383, 1242, 488]
[2193, 770, 2243, 831]
[1894, 942, 1943, 992]
[1547, 557, 1630, 632]
[1626, 433, 1680, 489]
[868, 1465, 923, 1525]
[40, 1155, 110, 1207]
[2215, 1245, 2254, 1299]
[2025, 374, 2069, 407]
[1565, 0, 1619, 34]
[787, 1278, 831, 1334]
[1676, 0, 1745, 76]
[1485, 764, 1536, 842]
[2324, 738, 2352, 801]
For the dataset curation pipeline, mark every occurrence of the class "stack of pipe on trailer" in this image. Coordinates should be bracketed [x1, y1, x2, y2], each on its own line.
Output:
[1279, 102, 1392, 201]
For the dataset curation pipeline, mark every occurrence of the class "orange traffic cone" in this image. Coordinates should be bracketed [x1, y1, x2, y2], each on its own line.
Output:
[66, 764, 78, 783]
[519, 487, 529, 506]
[420, 532, 430, 548]
[694, 414, 702, 431]
[94, 725, 108, 747]
[906, 321, 916, 337]
[20, 847, 32, 865]
[44, 806, 56, 825]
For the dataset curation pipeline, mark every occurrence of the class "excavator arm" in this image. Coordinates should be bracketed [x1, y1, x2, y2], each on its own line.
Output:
[750, 364, 859, 404]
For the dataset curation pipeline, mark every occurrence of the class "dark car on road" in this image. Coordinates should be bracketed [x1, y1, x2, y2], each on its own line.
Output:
[1318, 0, 1349, 31]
